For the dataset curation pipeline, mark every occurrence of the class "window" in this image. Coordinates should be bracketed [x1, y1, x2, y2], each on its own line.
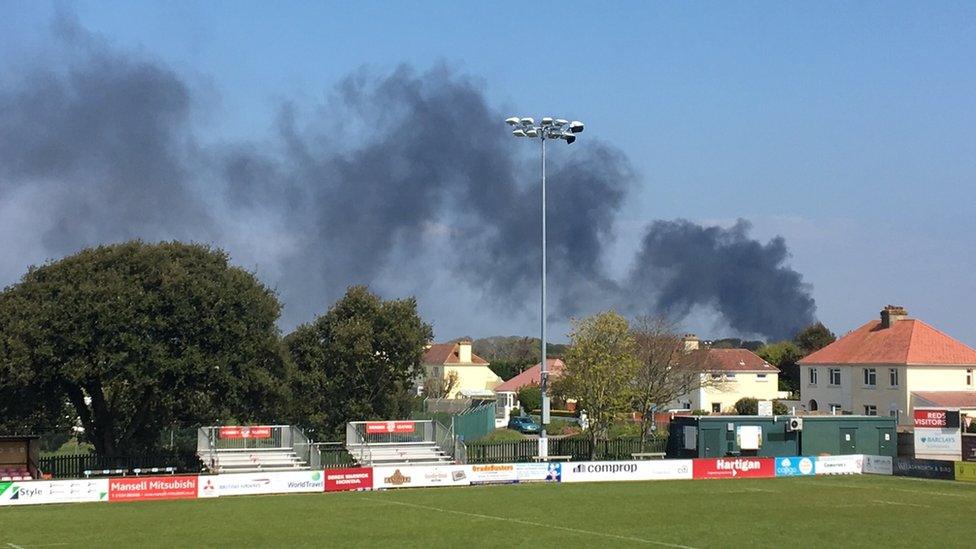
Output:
[711, 373, 723, 381]
[808, 399, 819, 411]
[756, 373, 767, 381]
[809, 368, 818, 385]
[829, 404, 842, 414]
[968, 369, 973, 386]
[829, 368, 841, 386]
[889, 368, 899, 387]
[863, 368, 876, 387]
[725, 373, 736, 380]
[864, 405, 877, 416]
[889, 409, 898, 418]
[711, 402, 722, 413]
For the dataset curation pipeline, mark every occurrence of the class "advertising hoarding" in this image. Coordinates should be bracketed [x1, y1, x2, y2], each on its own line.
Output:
[365, 421, 415, 435]
[198, 471, 324, 498]
[774, 456, 815, 477]
[514, 463, 561, 483]
[0, 479, 109, 506]
[961, 435, 976, 462]
[372, 465, 470, 490]
[914, 408, 962, 460]
[954, 461, 976, 482]
[467, 464, 518, 485]
[861, 455, 893, 475]
[218, 426, 272, 439]
[108, 476, 198, 502]
[561, 460, 692, 483]
[325, 468, 373, 492]
[893, 457, 955, 480]
[692, 458, 775, 479]
[814, 455, 863, 475]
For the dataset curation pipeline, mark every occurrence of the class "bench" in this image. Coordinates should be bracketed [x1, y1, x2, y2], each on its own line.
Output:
[631, 452, 666, 460]
[532, 455, 572, 462]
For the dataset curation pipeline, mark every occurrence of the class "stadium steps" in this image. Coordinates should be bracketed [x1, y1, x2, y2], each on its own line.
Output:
[346, 442, 454, 466]
[202, 448, 310, 473]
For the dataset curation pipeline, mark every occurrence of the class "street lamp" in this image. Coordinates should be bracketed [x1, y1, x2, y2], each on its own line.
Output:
[506, 115, 584, 457]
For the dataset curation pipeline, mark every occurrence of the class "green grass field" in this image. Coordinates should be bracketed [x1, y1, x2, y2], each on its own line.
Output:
[2, 476, 974, 548]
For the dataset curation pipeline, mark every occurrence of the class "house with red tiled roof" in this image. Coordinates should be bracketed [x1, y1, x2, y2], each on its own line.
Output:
[799, 306, 976, 428]
[420, 339, 502, 399]
[668, 336, 784, 414]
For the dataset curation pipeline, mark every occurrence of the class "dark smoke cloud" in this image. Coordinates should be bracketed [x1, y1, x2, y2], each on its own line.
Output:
[0, 18, 816, 340]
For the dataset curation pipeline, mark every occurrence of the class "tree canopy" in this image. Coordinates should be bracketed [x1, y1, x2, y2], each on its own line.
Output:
[756, 340, 804, 394]
[0, 241, 287, 454]
[794, 322, 836, 355]
[284, 286, 433, 440]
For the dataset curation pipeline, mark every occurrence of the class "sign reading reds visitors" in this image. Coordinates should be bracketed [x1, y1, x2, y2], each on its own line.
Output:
[914, 409, 960, 429]
[218, 426, 272, 439]
[365, 421, 415, 434]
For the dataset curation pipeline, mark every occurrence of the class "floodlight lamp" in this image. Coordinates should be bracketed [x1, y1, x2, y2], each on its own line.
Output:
[564, 134, 576, 144]
[512, 129, 527, 137]
[541, 117, 554, 126]
[569, 121, 584, 133]
[520, 117, 535, 126]
[525, 128, 539, 137]
[554, 118, 569, 127]
[505, 116, 520, 126]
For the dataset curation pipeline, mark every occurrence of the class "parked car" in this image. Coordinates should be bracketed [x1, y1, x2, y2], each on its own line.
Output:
[507, 416, 541, 434]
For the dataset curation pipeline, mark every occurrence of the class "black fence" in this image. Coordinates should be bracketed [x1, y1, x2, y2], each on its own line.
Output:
[39, 451, 203, 479]
[466, 437, 667, 464]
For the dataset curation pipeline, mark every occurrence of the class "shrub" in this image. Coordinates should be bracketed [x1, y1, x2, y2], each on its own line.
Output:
[518, 385, 542, 412]
[691, 409, 710, 416]
[509, 407, 521, 418]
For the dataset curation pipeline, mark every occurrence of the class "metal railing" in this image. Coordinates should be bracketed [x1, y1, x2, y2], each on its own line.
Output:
[346, 420, 464, 463]
[197, 425, 318, 470]
[39, 451, 201, 479]
[464, 437, 667, 464]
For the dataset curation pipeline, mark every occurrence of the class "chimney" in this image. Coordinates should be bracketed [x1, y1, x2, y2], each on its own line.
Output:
[880, 305, 908, 328]
[457, 339, 473, 363]
[682, 334, 700, 352]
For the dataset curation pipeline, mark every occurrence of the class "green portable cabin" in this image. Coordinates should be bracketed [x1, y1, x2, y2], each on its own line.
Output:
[666, 415, 896, 459]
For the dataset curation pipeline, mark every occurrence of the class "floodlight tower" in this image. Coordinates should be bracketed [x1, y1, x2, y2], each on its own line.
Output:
[505, 115, 584, 456]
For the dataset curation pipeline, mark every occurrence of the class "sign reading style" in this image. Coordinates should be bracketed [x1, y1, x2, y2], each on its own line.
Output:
[0, 479, 109, 506]
[325, 468, 373, 492]
[108, 476, 198, 502]
[365, 421, 416, 435]
[692, 458, 775, 479]
[774, 457, 815, 477]
[218, 426, 272, 439]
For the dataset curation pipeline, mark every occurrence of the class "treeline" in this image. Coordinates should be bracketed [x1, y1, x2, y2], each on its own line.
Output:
[0, 241, 431, 455]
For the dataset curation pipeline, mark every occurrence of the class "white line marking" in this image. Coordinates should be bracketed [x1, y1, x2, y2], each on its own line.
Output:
[380, 498, 698, 549]
[813, 480, 974, 498]
[872, 499, 930, 508]
[7, 543, 27, 549]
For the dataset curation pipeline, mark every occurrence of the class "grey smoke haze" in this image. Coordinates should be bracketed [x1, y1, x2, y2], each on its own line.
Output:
[0, 20, 816, 340]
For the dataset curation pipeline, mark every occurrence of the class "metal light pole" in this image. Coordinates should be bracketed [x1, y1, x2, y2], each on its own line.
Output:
[506, 116, 584, 457]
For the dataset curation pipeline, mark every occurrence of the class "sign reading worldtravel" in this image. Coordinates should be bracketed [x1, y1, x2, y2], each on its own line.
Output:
[365, 421, 415, 434]
[218, 426, 272, 439]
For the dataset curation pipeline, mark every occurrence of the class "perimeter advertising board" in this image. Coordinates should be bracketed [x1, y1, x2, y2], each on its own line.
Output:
[893, 457, 955, 480]
[108, 476, 198, 502]
[815, 455, 863, 475]
[218, 426, 272, 439]
[514, 462, 561, 483]
[372, 465, 470, 489]
[861, 455, 893, 475]
[692, 458, 774, 479]
[325, 468, 373, 492]
[913, 408, 962, 460]
[197, 471, 324, 498]
[0, 479, 109, 506]
[954, 461, 976, 482]
[774, 456, 815, 477]
[962, 435, 976, 462]
[561, 460, 692, 483]
[467, 464, 518, 485]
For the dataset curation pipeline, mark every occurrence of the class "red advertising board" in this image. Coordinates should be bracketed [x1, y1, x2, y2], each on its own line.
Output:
[692, 458, 775, 480]
[365, 421, 415, 434]
[218, 426, 272, 439]
[108, 476, 199, 502]
[325, 467, 373, 492]
[914, 409, 960, 428]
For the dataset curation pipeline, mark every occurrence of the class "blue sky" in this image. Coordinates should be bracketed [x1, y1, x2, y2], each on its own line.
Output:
[2, 1, 975, 344]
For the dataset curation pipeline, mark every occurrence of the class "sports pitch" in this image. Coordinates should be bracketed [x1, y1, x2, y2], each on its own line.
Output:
[1, 476, 973, 548]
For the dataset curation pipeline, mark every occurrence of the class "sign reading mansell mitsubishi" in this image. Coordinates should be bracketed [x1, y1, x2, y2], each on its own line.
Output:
[108, 476, 198, 502]
[692, 458, 775, 479]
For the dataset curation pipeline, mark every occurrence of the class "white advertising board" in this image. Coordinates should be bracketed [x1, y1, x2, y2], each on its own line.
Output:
[467, 463, 518, 485]
[861, 455, 893, 475]
[814, 455, 863, 475]
[0, 479, 109, 506]
[372, 465, 470, 490]
[514, 462, 562, 483]
[757, 400, 773, 416]
[197, 470, 323, 498]
[914, 428, 962, 461]
[561, 460, 692, 483]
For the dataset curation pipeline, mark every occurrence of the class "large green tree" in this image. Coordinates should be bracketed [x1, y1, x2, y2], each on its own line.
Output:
[757, 341, 804, 394]
[794, 322, 836, 355]
[556, 311, 639, 459]
[0, 241, 288, 455]
[284, 286, 433, 440]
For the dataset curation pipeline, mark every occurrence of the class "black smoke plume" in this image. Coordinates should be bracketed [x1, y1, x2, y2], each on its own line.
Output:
[0, 18, 816, 340]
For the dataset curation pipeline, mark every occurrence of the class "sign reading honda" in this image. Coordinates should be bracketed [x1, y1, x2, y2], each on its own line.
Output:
[914, 408, 962, 461]
[815, 455, 863, 475]
[198, 471, 324, 498]
[0, 479, 109, 506]
[108, 476, 198, 502]
[365, 421, 415, 435]
[218, 426, 272, 439]
[774, 456, 815, 477]
[692, 458, 775, 479]
[372, 465, 469, 490]
[325, 468, 373, 492]
[562, 460, 692, 483]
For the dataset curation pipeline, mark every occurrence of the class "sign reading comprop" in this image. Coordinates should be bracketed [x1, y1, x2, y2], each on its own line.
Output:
[109, 476, 198, 502]
[198, 471, 324, 498]
[372, 465, 469, 489]
[692, 458, 775, 479]
[0, 479, 109, 506]
[365, 421, 415, 435]
[561, 460, 692, 483]
[218, 426, 272, 439]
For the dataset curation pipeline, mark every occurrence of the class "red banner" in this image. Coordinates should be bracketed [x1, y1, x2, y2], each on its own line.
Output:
[365, 421, 415, 434]
[219, 426, 272, 439]
[109, 476, 198, 502]
[325, 467, 373, 492]
[692, 458, 775, 480]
